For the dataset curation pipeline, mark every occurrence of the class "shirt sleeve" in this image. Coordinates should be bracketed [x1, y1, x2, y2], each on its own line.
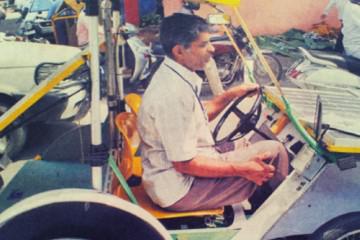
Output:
[349, 4, 360, 25]
[323, 0, 336, 15]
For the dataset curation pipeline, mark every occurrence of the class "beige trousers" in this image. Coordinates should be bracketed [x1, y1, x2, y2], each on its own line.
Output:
[167, 140, 289, 211]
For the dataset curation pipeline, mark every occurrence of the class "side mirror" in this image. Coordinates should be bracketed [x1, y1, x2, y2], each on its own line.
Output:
[207, 13, 231, 25]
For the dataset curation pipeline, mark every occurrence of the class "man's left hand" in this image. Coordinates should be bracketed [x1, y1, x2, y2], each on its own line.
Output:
[229, 83, 260, 99]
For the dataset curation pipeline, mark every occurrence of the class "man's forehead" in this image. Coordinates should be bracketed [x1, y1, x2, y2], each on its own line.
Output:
[193, 32, 211, 43]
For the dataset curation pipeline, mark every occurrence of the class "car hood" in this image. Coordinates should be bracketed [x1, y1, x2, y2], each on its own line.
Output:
[0, 42, 81, 68]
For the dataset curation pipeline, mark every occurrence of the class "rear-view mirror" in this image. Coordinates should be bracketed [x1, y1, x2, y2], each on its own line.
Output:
[207, 13, 231, 25]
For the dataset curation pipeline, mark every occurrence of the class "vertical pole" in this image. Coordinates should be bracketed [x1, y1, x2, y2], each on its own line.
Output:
[232, 7, 283, 95]
[112, 0, 121, 30]
[85, 0, 103, 191]
[205, 57, 224, 95]
[114, 0, 126, 111]
[243, 58, 254, 84]
[103, 0, 119, 152]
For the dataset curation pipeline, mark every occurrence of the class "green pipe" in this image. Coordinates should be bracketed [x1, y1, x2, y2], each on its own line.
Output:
[281, 96, 337, 163]
[108, 155, 139, 205]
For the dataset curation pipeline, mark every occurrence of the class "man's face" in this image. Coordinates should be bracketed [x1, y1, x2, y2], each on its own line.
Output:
[180, 32, 215, 71]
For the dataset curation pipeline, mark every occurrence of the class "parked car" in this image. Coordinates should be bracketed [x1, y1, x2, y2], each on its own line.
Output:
[18, 0, 57, 42]
[0, 41, 89, 159]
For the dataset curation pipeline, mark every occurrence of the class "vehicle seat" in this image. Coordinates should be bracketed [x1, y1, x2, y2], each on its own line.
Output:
[299, 47, 347, 68]
[113, 112, 224, 220]
[299, 47, 360, 77]
[124, 93, 142, 114]
[345, 55, 360, 76]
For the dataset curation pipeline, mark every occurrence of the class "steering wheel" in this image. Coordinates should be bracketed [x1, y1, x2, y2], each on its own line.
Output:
[212, 89, 262, 144]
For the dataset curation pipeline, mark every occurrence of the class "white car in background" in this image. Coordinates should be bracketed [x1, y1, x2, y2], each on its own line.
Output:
[0, 41, 89, 160]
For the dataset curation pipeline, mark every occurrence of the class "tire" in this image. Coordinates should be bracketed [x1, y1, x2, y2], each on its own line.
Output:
[310, 213, 360, 240]
[214, 52, 242, 87]
[0, 97, 27, 160]
[253, 52, 283, 85]
[200, 52, 242, 89]
[0, 190, 170, 240]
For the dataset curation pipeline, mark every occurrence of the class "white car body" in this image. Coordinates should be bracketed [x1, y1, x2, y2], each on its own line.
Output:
[0, 41, 88, 120]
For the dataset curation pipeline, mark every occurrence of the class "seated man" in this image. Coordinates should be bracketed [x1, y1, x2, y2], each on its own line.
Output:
[137, 13, 289, 212]
[342, 0, 360, 59]
[320, 0, 347, 52]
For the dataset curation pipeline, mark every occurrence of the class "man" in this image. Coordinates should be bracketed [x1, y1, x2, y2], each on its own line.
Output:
[163, 0, 224, 96]
[341, 0, 360, 59]
[321, 0, 347, 20]
[137, 13, 289, 211]
[321, 0, 348, 52]
[76, 4, 105, 49]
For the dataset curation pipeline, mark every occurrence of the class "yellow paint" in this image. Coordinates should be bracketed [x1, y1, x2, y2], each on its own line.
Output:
[0, 53, 88, 132]
[64, 0, 84, 14]
[207, 0, 240, 6]
[271, 114, 290, 135]
[326, 145, 360, 154]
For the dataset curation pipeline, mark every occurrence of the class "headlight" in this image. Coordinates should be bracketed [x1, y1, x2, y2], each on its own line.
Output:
[35, 62, 64, 85]
[35, 62, 90, 85]
[24, 21, 33, 31]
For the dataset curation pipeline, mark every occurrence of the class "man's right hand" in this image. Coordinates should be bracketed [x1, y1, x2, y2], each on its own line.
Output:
[241, 152, 275, 186]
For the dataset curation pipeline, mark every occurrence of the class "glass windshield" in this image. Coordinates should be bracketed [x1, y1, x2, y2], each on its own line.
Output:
[30, 0, 53, 12]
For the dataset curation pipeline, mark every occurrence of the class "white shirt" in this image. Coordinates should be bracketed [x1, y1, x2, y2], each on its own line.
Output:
[137, 57, 219, 207]
[342, 2, 360, 59]
[323, 0, 348, 19]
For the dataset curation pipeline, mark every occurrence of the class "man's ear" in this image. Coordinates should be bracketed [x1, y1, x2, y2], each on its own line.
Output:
[172, 45, 185, 60]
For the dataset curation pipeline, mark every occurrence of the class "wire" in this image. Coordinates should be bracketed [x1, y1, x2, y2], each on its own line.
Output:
[328, 126, 360, 138]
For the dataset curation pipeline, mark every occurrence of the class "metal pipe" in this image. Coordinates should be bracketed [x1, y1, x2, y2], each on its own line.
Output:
[85, 0, 103, 191]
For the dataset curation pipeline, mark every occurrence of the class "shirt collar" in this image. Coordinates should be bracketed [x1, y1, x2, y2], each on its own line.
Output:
[163, 56, 203, 95]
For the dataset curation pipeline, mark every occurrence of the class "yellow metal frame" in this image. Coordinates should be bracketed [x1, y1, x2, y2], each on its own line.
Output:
[51, 14, 79, 46]
[63, 0, 84, 14]
[207, 0, 240, 6]
[191, 0, 240, 6]
[51, 3, 81, 46]
[0, 51, 89, 132]
[326, 145, 360, 154]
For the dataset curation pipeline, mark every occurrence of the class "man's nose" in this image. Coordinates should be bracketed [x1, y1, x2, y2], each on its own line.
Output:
[208, 43, 215, 54]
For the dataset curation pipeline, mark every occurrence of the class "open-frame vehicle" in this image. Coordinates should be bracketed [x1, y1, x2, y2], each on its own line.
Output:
[1, 0, 360, 239]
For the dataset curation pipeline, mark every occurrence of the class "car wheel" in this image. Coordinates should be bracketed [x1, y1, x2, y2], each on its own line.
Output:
[310, 213, 360, 240]
[0, 97, 27, 161]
